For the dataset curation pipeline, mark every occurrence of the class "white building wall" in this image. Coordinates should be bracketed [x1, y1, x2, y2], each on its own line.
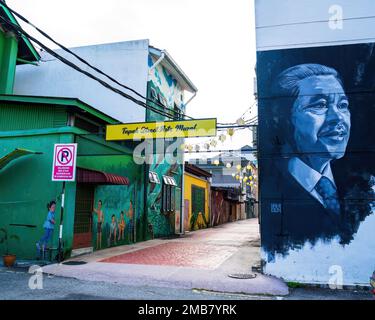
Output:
[255, 0, 375, 286]
[255, 0, 375, 51]
[14, 39, 150, 123]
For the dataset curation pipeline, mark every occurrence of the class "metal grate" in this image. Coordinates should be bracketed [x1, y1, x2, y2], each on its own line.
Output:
[228, 273, 257, 280]
[62, 261, 87, 266]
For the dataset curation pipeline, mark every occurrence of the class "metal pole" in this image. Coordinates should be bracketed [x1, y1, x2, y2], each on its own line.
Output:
[180, 160, 185, 235]
[57, 181, 66, 263]
[133, 185, 136, 243]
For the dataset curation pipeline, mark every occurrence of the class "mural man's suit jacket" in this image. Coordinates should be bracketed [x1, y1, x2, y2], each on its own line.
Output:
[261, 159, 373, 256]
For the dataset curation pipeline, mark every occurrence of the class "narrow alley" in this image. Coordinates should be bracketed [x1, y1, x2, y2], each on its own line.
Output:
[39, 219, 288, 296]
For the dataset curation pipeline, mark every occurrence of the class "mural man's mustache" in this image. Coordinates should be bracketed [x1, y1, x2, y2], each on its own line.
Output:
[319, 123, 348, 137]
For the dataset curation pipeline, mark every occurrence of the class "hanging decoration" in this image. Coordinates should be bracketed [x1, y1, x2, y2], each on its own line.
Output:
[219, 134, 227, 143]
[236, 118, 246, 126]
[227, 128, 235, 139]
[210, 139, 218, 147]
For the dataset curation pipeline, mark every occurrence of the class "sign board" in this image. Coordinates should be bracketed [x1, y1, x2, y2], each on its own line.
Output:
[52, 144, 77, 181]
[106, 118, 217, 141]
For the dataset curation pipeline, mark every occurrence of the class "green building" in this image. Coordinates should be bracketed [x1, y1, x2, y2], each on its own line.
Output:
[1, 8, 198, 261]
[0, 94, 149, 259]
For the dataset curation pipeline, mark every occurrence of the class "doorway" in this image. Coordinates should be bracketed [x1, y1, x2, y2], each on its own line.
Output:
[73, 184, 95, 249]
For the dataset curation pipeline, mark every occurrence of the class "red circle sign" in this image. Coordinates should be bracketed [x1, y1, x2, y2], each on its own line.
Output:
[57, 148, 73, 165]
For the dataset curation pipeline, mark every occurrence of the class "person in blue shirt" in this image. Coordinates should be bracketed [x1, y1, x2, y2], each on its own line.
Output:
[36, 200, 56, 257]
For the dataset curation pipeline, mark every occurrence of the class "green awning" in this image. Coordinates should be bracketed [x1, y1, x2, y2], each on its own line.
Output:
[0, 148, 42, 170]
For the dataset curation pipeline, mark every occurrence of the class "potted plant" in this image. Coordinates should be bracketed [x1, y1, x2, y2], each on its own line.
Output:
[0, 228, 20, 267]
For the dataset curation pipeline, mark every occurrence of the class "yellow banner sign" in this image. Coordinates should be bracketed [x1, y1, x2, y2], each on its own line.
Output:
[106, 118, 217, 141]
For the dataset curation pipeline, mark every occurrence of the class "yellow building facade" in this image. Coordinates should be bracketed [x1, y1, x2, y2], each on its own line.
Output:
[183, 164, 211, 231]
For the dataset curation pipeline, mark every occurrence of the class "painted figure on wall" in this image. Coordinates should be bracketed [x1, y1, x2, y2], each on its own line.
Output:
[274, 64, 351, 238]
[127, 200, 134, 243]
[108, 214, 118, 246]
[258, 48, 375, 256]
[93, 200, 104, 250]
[36, 200, 56, 258]
[118, 211, 126, 241]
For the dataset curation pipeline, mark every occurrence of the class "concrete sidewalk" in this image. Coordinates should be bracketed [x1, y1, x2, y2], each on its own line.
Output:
[42, 219, 289, 296]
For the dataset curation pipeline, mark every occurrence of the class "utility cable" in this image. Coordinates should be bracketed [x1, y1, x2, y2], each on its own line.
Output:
[0, 14, 183, 121]
[0, 2, 195, 120]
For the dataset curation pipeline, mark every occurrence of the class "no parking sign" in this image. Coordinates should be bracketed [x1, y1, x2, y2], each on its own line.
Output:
[52, 144, 77, 181]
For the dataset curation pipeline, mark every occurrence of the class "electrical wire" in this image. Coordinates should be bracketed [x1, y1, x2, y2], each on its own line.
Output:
[0, 2, 261, 132]
[217, 102, 258, 126]
[0, 1, 196, 120]
[0, 15, 184, 121]
[257, 15, 375, 30]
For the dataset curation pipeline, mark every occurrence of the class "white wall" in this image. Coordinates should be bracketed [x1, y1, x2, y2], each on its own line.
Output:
[255, 0, 375, 51]
[14, 39, 150, 123]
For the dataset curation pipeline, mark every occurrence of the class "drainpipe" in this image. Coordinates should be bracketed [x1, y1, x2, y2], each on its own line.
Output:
[183, 91, 197, 108]
[149, 51, 165, 74]
[179, 89, 197, 234]
[180, 159, 185, 235]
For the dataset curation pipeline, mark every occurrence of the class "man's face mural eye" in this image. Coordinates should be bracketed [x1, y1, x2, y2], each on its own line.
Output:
[301, 96, 350, 115]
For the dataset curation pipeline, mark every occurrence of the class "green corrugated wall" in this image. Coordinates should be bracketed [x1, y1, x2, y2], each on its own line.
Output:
[0, 104, 67, 131]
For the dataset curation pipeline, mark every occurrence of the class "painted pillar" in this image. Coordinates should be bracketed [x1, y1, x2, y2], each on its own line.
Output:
[0, 31, 18, 94]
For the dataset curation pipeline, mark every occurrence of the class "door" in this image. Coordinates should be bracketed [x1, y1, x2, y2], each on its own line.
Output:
[191, 185, 207, 230]
[73, 184, 94, 249]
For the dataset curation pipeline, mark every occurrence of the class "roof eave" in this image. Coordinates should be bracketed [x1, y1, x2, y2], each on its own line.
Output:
[0, 4, 40, 63]
[149, 46, 198, 93]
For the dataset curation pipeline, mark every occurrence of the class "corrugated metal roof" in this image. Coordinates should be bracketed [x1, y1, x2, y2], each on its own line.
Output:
[77, 167, 129, 185]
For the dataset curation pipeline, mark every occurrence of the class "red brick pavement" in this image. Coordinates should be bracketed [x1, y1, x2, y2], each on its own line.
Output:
[100, 242, 238, 269]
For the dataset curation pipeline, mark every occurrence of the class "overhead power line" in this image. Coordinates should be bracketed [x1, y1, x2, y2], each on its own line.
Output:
[217, 102, 258, 126]
[0, 14, 173, 120]
[257, 15, 375, 30]
[0, 1, 195, 121]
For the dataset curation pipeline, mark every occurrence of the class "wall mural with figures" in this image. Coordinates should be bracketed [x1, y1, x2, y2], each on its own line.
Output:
[92, 185, 136, 250]
[146, 54, 185, 238]
[77, 154, 144, 249]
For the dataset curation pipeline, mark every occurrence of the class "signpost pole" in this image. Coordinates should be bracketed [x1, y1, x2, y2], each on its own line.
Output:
[52, 143, 77, 263]
[57, 181, 66, 263]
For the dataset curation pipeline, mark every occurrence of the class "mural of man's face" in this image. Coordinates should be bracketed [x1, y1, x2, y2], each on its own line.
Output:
[291, 75, 351, 163]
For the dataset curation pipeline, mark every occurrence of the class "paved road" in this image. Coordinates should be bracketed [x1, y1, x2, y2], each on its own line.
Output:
[1, 219, 373, 300]
[40, 219, 289, 296]
[0, 267, 372, 300]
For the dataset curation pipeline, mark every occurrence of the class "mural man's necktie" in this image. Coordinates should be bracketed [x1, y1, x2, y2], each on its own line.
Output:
[315, 176, 341, 215]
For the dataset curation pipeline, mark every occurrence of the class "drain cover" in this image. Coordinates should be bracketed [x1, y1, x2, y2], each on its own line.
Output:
[228, 273, 257, 279]
[62, 261, 87, 266]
